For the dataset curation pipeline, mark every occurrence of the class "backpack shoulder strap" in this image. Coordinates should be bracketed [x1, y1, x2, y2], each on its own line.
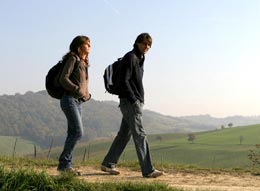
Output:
[71, 55, 81, 71]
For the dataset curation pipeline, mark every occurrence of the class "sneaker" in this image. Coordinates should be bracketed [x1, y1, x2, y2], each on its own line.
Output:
[144, 169, 163, 178]
[101, 165, 120, 175]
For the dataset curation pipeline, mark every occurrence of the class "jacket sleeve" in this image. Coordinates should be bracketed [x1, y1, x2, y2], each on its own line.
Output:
[120, 54, 137, 104]
[59, 56, 79, 92]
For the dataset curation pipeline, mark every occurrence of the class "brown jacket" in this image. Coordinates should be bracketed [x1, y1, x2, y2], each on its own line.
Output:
[59, 55, 90, 101]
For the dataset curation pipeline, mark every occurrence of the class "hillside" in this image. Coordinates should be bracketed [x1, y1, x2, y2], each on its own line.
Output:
[0, 91, 190, 148]
[1, 90, 260, 148]
[47, 124, 260, 169]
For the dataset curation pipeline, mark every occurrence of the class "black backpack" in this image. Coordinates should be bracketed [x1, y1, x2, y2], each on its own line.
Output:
[103, 58, 123, 95]
[45, 56, 79, 99]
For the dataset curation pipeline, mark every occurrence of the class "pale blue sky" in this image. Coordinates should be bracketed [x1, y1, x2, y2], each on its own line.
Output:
[0, 0, 260, 117]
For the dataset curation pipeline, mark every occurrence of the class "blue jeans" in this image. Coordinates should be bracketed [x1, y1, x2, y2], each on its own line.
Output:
[58, 95, 84, 170]
[102, 98, 154, 176]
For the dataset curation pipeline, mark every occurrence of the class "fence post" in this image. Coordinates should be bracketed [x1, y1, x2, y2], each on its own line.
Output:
[47, 138, 53, 160]
[12, 138, 18, 158]
[82, 147, 87, 162]
[34, 145, 37, 159]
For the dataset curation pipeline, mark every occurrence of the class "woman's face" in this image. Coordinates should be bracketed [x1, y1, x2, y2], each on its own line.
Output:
[80, 41, 91, 56]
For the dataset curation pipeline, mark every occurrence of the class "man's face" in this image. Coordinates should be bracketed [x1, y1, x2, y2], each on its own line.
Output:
[137, 40, 151, 55]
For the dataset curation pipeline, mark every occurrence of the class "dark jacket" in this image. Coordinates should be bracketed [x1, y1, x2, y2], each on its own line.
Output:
[59, 55, 90, 101]
[119, 46, 145, 104]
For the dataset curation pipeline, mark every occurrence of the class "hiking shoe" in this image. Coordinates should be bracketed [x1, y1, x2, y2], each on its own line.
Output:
[144, 169, 163, 178]
[101, 165, 120, 175]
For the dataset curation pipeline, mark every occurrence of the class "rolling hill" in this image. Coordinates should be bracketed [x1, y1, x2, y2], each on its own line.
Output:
[1, 90, 260, 149]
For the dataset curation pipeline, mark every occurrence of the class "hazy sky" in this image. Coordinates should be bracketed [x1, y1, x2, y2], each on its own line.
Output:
[1, 0, 260, 117]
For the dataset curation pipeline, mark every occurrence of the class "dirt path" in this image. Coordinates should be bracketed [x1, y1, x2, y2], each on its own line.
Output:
[47, 166, 260, 191]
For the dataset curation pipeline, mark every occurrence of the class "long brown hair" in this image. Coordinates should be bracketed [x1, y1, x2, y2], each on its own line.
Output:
[62, 35, 90, 66]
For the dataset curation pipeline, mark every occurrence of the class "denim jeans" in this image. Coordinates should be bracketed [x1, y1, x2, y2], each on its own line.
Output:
[58, 95, 84, 170]
[102, 98, 154, 176]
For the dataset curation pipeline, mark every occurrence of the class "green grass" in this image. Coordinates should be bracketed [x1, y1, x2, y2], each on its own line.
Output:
[45, 124, 260, 170]
[2, 124, 260, 170]
[0, 136, 42, 156]
[147, 124, 260, 168]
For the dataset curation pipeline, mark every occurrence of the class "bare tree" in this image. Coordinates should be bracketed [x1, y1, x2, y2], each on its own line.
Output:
[228, 123, 233, 128]
[188, 133, 196, 144]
